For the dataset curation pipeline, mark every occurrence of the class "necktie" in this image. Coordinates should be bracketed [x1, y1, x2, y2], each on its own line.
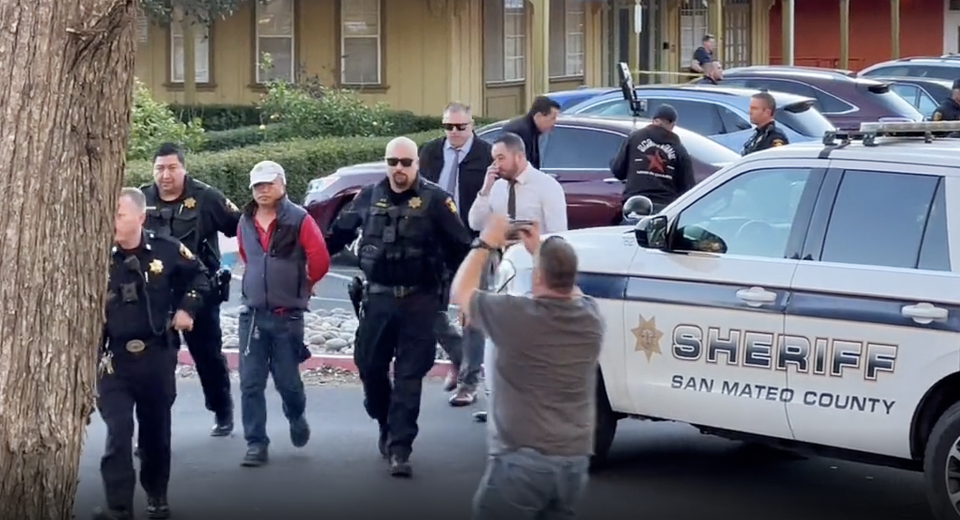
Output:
[507, 180, 517, 219]
[446, 149, 460, 196]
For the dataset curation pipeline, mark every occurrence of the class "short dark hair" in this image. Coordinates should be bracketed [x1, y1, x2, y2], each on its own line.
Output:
[703, 33, 714, 43]
[153, 142, 184, 164]
[493, 132, 526, 154]
[751, 92, 777, 113]
[530, 95, 561, 116]
[538, 237, 578, 293]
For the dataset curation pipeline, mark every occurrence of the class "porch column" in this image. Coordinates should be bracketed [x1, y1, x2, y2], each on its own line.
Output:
[526, 0, 550, 106]
[839, 0, 849, 68]
[710, 0, 723, 64]
[447, 0, 484, 112]
[780, 0, 794, 65]
[891, 0, 901, 58]
[628, 0, 640, 79]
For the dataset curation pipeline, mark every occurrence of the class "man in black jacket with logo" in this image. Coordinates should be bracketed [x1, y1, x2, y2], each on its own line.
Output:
[500, 96, 561, 169]
[611, 104, 695, 215]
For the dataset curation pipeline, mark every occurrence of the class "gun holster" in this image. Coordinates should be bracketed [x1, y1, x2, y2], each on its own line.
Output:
[347, 275, 364, 318]
[215, 268, 232, 303]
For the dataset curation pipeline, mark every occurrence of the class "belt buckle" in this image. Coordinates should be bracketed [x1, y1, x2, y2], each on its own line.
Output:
[125, 339, 146, 353]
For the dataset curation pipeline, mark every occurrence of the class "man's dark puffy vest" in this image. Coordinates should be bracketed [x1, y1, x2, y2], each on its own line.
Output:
[142, 178, 221, 271]
[239, 197, 309, 311]
[357, 183, 433, 281]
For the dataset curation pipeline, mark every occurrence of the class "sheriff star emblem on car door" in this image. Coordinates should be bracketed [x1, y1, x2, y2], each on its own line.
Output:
[632, 315, 663, 362]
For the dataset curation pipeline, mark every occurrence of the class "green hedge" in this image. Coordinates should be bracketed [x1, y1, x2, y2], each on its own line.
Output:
[169, 104, 262, 132]
[126, 130, 444, 207]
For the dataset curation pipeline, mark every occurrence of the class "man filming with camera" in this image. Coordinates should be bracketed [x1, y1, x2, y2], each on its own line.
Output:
[465, 131, 568, 421]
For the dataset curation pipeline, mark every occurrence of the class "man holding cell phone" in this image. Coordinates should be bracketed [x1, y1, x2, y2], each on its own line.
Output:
[466, 131, 568, 422]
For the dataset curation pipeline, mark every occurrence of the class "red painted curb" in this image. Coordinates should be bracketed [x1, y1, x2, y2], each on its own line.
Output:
[178, 349, 453, 378]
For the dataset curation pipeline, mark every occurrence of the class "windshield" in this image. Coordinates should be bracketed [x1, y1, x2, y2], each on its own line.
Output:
[870, 88, 925, 121]
[775, 105, 835, 137]
[676, 129, 740, 165]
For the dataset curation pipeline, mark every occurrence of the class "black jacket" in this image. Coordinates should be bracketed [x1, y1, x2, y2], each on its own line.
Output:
[419, 134, 493, 231]
[611, 124, 695, 206]
[501, 114, 542, 169]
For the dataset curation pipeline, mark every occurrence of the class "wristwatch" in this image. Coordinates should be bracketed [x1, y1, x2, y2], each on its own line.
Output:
[471, 237, 496, 251]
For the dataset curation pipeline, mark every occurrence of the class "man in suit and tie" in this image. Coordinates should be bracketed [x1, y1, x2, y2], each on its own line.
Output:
[419, 101, 493, 407]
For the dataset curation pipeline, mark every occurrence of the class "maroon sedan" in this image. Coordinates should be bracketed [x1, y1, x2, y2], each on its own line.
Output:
[303, 115, 739, 233]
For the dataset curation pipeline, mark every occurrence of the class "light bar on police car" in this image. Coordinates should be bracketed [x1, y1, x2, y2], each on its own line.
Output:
[859, 120, 960, 133]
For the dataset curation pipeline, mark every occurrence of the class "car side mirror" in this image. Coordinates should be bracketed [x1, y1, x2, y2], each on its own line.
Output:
[635, 215, 668, 249]
[622, 195, 654, 222]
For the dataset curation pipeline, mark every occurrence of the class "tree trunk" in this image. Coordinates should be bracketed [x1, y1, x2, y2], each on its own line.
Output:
[0, 0, 136, 518]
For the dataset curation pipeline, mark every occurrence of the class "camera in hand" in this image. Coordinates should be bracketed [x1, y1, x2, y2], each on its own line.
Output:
[506, 219, 534, 241]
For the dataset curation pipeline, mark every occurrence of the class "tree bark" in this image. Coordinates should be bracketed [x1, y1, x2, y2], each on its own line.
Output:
[0, 0, 136, 519]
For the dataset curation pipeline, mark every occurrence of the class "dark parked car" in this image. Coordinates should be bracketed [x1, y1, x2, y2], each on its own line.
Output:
[303, 115, 739, 233]
[870, 76, 953, 117]
[695, 66, 923, 130]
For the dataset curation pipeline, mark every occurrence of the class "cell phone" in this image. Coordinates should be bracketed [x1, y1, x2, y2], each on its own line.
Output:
[506, 220, 534, 240]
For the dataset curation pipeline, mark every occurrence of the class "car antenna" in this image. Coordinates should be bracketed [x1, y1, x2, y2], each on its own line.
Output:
[617, 62, 647, 126]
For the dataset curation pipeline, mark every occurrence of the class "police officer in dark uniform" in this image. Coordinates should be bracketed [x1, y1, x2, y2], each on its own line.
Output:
[327, 136, 472, 478]
[742, 91, 789, 156]
[931, 79, 960, 121]
[140, 142, 241, 436]
[94, 188, 210, 520]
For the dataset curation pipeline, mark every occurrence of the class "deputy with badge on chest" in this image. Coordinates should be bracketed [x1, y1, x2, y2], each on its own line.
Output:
[141, 142, 241, 436]
[326, 136, 473, 477]
[93, 188, 210, 520]
[741, 92, 789, 156]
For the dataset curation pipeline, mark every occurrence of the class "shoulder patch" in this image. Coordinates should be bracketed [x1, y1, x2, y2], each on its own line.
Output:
[179, 243, 195, 260]
[225, 198, 239, 212]
[444, 197, 457, 214]
[771, 139, 785, 147]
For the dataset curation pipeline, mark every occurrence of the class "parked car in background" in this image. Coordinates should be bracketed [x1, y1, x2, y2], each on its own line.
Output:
[858, 55, 960, 81]
[545, 87, 617, 111]
[697, 66, 923, 130]
[562, 85, 834, 151]
[870, 76, 953, 117]
[303, 115, 739, 234]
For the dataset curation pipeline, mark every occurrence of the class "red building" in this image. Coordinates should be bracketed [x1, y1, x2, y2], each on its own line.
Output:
[767, 0, 945, 72]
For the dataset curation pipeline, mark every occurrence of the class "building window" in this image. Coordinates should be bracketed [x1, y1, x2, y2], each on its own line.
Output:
[340, 0, 382, 85]
[170, 22, 210, 83]
[679, 0, 708, 69]
[549, 0, 586, 78]
[256, 0, 295, 84]
[723, 0, 751, 68]
[484, 0, 526, 83]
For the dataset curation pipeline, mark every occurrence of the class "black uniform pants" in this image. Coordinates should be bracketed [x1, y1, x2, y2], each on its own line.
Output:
[98, 346, 178, 512]
[354, 291, 441, 458]
[183, 301, 232, 416]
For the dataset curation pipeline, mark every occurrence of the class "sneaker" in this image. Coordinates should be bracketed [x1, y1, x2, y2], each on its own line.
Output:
[290, 416, 310, 448]
[473, 410, 488, 423]
[211, 409, 234, 437]
[388, 454, 412, 478]
[449, 387, 477, 407]
[146, 496, 170, 519]
[241, 445, 268, 467]
[91, 507, 132, 520]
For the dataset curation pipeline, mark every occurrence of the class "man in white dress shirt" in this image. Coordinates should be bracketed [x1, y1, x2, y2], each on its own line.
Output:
[466, 131, 568, 422]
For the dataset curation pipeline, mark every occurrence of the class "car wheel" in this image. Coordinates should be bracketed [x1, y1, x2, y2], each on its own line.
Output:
[923, 401, 960, 520]
[590, 370, 619, 472]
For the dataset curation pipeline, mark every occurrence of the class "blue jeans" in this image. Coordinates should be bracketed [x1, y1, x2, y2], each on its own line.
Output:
[238, 308, 307, 448]
[472, 448, 590, 520]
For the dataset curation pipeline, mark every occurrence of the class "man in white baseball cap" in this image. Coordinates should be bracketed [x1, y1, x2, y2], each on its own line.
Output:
[234, 159, 332, 467]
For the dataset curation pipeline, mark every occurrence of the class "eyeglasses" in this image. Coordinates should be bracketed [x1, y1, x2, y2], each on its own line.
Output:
[386, 157, 415, 167]
[442, 123, 469, 131]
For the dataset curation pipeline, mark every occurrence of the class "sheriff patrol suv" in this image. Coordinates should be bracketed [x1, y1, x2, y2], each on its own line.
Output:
[496, 121, 960, 520]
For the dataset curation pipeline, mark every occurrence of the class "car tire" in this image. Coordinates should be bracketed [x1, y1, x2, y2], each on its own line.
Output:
[923, 401, 960, 520]
[590, 370, 619, 472]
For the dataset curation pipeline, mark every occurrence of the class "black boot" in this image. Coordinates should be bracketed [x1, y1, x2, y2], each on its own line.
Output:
[378, 426, 389, 459]
[211, 407, 234, 437]
[388, 454, 412, 478]
[241, 445, 269, 467]
[146, 496, 171, 520]
[91, 507, 132, 520]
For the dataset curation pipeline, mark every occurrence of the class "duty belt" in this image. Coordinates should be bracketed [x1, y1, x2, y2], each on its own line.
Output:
[109, 337, 165, 354]
[366, 283, 421, 298]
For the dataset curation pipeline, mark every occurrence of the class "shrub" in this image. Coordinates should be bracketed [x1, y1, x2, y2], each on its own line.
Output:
[169, 104, 262, 131]
[199, 124, 292, 152]
[125, 130, 443, 207]
[259, 81, 394, 139]
[129, 79, 205, 161]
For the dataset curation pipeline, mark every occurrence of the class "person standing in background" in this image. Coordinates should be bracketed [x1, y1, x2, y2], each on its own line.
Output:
[690, 34, 715, 74]
[500, 96, 561, 170]
[419, 101, 493, 405]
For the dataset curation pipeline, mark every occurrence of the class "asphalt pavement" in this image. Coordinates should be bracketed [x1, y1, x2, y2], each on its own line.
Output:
[73, 380, 933, 520]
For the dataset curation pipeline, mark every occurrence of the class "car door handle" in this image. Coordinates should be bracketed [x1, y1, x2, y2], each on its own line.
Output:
[603, 177, 621, 183]
[735, 286, 778, 307]
[901, 302, 949, 324]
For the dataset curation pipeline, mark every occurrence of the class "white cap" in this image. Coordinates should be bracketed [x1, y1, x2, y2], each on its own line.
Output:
[249, 160, 286, 188]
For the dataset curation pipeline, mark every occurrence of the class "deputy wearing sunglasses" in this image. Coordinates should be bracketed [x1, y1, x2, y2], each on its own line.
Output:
[324, 136, 473, 478]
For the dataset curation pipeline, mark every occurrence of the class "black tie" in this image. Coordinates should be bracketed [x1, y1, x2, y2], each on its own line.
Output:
[507, 181, 517, 219]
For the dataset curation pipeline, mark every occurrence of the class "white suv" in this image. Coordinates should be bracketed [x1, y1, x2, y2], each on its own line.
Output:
[496, 121, 960, 520]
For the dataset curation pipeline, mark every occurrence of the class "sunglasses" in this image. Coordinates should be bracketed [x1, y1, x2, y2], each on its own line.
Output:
[386, 157, 415, 167]
[442, 123, 470, 131]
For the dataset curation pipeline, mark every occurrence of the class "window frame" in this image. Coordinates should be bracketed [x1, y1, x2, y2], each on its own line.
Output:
[539, 125, 626, 171]
[483, 0, 527, 84]
[548, 0, 585, 79]
[339, 0, 383, 86]
[169, 20, 212, 84]
[254, 0, 296, 85]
